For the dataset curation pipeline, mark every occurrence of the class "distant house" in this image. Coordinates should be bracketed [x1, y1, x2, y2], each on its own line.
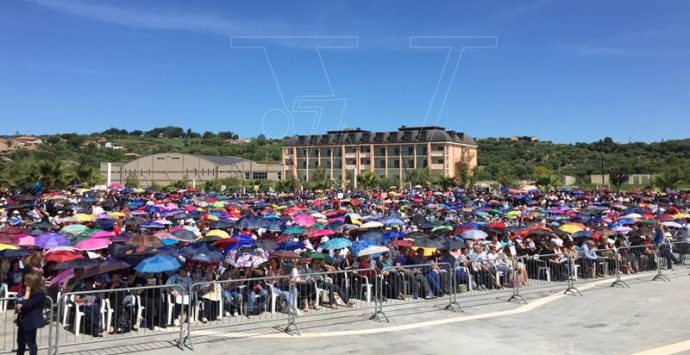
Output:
[0, 138, 11, 153]
[8, 136, 42, 151]
[84, 136, 124, 150]
[225, 138, 251, 145]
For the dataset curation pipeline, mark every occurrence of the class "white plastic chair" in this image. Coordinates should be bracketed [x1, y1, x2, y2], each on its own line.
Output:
[0, 283, 18, 312]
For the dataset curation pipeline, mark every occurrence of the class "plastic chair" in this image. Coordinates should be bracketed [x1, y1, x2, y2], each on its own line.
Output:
[0, 283, 18, 312]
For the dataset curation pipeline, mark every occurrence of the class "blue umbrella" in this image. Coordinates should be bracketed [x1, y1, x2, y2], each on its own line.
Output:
[383, 231, 404, 243]
[135, 255, 182, 273]
[351, 240, 377, 257]
[381, 217, 404, 226]
[223, 238, 257, 253]
[358, 231, 384, 243]
[182, 243, 217, 259]
[35, 233, 70, 250]
[321, 237, 352, 250]
[276, 240, 306, 251]
[571, 230, 592, 239]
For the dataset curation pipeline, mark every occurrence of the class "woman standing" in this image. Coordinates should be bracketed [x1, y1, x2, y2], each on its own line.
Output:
[15, 273, 47, 355]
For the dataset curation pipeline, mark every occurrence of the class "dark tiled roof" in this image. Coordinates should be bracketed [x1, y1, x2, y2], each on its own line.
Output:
[195, 155, 248, 166]
[283, 126, 477, 147]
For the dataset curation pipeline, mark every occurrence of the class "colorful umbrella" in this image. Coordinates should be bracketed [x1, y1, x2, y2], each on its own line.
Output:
[320, 237, 352, 250]
[74, 238, 111, 251]
[35, 233, 70, 249]
[135, 255, 182, 273]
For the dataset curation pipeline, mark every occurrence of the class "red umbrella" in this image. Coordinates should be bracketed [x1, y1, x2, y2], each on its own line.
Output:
[389, 240, 413, 247]
[44, 250, 84, 263]
[487, 222, 506, 230]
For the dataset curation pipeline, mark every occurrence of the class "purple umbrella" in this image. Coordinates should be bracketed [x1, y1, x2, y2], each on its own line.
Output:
[35, 233, 70, 250]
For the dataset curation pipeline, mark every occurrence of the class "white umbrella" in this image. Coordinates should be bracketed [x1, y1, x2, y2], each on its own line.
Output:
[356, 245, 390, 257]
[462, 230, 488, 240]
[662, 221, 683, 229]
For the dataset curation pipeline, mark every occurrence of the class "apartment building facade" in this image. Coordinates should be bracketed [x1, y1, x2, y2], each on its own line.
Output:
[282, 126, 478, 183]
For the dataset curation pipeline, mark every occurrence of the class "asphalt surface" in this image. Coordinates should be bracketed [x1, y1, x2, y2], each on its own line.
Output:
[48, 268, 690, 355]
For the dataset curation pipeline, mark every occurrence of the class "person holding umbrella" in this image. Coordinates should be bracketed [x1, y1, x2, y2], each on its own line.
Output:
[15, 273, 47, 355]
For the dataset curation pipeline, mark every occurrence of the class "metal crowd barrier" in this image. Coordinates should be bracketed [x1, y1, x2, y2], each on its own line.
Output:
[515, 253, 572, 292]
[379, 262, 461, 315]
[51, 284, 185, 355]
[0, 296, 53, 354]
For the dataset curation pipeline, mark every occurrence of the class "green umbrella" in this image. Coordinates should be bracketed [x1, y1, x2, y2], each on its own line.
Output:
[60, 224, 88, 237]
[431, 225, 453, 232]
[284, 227, 305, 235]
[301, 251, 334, 263]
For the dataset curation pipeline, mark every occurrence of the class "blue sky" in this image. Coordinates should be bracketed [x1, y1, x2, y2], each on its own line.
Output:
[1, 0, 688, 143]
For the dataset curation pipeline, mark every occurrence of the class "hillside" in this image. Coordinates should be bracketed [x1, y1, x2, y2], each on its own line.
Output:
[1, 128, 689, 189]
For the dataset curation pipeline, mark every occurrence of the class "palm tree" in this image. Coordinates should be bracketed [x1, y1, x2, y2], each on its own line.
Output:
[26, 160, 70, 190]
[653, 167, 685, 192]
[434, 175, 456, 191]
[406, 168, 432, 187]
[356, 171, 379, 190]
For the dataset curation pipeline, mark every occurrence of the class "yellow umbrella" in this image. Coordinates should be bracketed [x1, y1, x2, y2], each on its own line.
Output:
[411, 247, 436, 256]
[0, 244, 19, 251]
[207, 229, 229, 239]
[559, 224, 584, 234]
[108, 212, 126, 218]
[74, 213, 95, 222]
[674, 213, 690, 219]
[205, 214, 219, 222]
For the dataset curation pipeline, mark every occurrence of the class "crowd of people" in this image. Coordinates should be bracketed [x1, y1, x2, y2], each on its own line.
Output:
[1, 185, 689, 349]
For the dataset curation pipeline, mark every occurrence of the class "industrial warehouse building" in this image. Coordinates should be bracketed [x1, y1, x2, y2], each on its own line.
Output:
[282, 126, 478, 182]
[101, 153, 282, 187]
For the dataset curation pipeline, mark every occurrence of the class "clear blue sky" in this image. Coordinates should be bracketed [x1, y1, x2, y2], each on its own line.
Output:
[1, 0, 688, 143]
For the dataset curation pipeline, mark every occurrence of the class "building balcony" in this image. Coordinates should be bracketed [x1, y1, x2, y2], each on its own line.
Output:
[431, 150, 444, 157]
[359, 152, 370, 158]
[345, 164, 357, 170]
[359, 164, 370, 170]
[345, 153, 356, 158]
[431, 163, 445, 170]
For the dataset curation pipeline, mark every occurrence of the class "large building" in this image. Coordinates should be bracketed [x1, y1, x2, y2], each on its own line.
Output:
[282, 126, 478, 183]
[101, 153, 282, 187]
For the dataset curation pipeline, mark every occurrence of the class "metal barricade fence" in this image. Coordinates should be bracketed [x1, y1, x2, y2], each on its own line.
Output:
[615, 244, 662, 280]
[182, 267, 383, 348]
[515, 253, 572, 292]
[572, 249, 618, 282]
[379, 262, 461, 314]
[0, 296, 53, 354]
[450, 256, 515, 297]
[51, 284, 186, 355]
[670, 240, 690, 266]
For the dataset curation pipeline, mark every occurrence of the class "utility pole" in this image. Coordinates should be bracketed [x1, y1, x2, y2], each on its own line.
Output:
[599, 141, 604, 185]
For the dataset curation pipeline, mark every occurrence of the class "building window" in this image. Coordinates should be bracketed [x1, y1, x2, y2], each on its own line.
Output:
[277, 172, 282, 180]
[245, 172, 250, 180]
[253, 172, 267, 180]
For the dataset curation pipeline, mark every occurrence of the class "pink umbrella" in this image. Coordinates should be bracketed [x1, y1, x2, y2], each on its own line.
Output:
[18, 235, 35, 247]
[308, 229, 335, 240]
[49, 269, 74, 288]
[108, 183, 124, 190]
[154, 231, 175, 239]
[293, 214, 315, 227]
[75, 238, 111, 251]
[89, 231, 115, 238]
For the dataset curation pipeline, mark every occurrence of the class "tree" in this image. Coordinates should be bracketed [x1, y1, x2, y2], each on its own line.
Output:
[202, 131, 216, 139]
[217, 131, 239, 140]
[609, 168, 629, 191]
[377, 176, 399, 190]
[25, 160, 70, 191]
[494, 163, 516, 188]
[275, 176, 299, 192]
[434, 175, 456, 191]
[124, 173, 139, 188]
[356, 171, 379, 190]
[533, 165, 560, 189]
[307, 168, 330, 190]
[406, 168, 432, 187]
[653, 167, 685, 192]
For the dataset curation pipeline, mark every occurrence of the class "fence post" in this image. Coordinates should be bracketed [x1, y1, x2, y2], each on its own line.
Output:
[508, 256, 526, 304]
[180, 284, 193, 350]
[285, 281, 300, 335]
[563, 255, 583, 296]
[444, 263, 463, 312]
[370, 273, 390, 322]
[610, 249, 629, 288]
[652, 245, 671, 282]
[51, 293, 64, 355]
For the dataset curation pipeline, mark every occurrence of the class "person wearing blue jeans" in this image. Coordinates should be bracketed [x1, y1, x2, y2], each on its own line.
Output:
[222, 289, 241, 316]
[246, 285, 268, 315]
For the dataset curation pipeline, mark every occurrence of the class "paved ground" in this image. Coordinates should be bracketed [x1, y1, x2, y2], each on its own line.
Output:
[46, 268, 690, 355]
